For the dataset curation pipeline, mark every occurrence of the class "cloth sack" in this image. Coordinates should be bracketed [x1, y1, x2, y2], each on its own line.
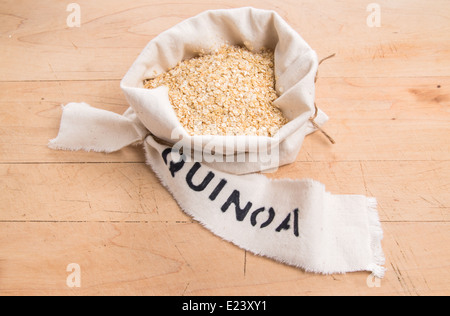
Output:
[49, 7, 385, 278]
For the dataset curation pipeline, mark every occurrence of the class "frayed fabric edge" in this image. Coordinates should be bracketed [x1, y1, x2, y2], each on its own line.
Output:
[143, 138, 386, 278]
[47, 139, 115, 153]
[366, 197, 386, 279]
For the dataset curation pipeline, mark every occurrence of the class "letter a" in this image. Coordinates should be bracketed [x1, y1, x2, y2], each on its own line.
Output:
[66, 3, 81, 28]
[66, 263, 81, 288]
[366, 3, 381, 28]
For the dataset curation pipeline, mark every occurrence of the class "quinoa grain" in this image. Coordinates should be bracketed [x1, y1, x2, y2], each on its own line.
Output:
[144, 45, 288, 137]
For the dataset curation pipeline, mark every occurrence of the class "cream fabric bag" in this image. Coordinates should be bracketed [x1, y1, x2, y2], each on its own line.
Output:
[50, 7, 385, 278]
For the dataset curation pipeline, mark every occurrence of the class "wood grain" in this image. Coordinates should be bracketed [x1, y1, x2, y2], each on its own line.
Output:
[0, 77, 448, 163]
[0, 80, 144, 163]
[0, 0, 449, 296]
[0, 222, 448, 296]
[1, 0, 450, 81]
[1, 161, 448, 223]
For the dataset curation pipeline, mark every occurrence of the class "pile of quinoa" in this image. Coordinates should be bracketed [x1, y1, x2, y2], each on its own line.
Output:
[144, 45, 288, 137]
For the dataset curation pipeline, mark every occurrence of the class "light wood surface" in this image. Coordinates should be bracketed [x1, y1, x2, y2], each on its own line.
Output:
[1, 0, 449, 296]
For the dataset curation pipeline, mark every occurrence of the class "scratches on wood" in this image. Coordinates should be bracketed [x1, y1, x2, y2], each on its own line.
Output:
[0, 0, 449, 296]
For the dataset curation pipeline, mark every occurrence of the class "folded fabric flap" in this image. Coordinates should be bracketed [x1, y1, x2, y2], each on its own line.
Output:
[48, 102, 148, 153]
[143, 136, 385, 277]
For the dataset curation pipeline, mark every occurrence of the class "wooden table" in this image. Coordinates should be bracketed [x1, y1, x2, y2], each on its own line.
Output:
[1, 0, 449, 296]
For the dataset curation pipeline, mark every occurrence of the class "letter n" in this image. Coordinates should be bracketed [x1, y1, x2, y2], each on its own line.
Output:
[221, 190, 252, 221]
